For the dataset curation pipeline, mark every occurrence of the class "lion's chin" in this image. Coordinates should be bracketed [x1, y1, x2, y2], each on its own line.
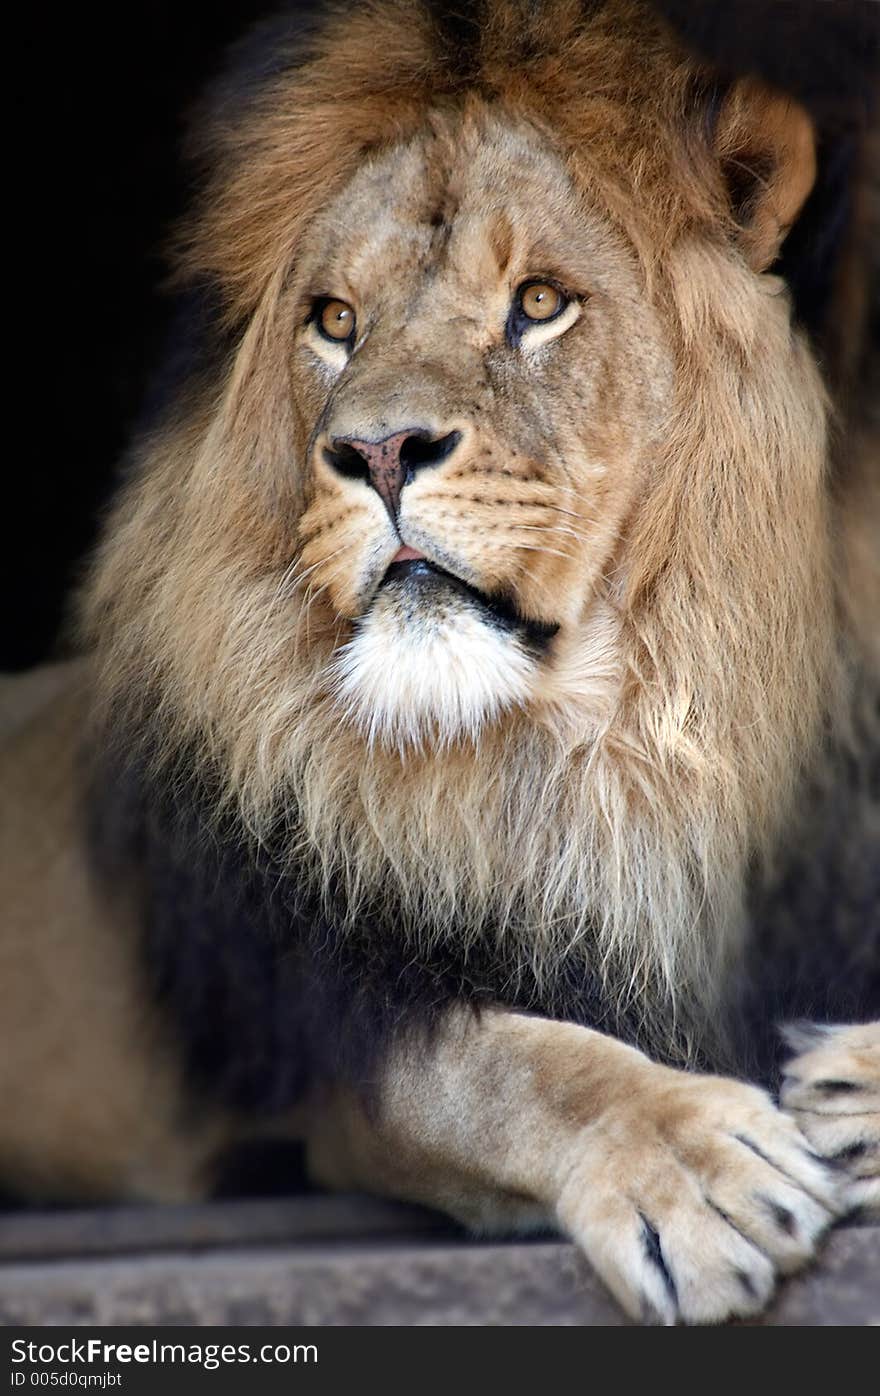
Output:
[329, 568, 537, 751]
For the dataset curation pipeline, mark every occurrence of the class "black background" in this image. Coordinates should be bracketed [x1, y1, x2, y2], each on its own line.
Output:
[10, 3, 268, 671]
[8, 1, 877, 671]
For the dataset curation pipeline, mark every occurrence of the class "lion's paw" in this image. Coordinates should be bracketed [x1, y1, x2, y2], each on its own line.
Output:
[780, 1022, 880, 1219]
[556, 1069, 842, 1325]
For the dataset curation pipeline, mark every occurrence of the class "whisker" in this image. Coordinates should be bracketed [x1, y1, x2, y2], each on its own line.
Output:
[500, 522, 593, 545]
[287, 541, 352, 596]
[501, 540, 575, 562]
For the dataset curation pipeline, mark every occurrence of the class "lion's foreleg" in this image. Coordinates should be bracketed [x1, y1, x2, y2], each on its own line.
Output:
[306, 1007, 843, 1324]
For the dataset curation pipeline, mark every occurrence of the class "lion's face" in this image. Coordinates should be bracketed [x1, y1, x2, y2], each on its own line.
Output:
[289, 114, 671, 746]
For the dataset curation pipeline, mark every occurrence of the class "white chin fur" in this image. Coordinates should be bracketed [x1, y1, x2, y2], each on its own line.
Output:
[331, 594, 535, 750]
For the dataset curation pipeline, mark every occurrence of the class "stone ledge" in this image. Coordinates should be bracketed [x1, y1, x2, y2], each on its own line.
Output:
[0, 1199, 876, 1326]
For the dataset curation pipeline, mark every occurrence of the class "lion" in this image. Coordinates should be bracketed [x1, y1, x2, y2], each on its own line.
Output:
[1, 0, 878, 1325]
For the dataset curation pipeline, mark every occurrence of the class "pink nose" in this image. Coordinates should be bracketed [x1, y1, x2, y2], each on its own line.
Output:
[337, 430, 414, 517]
[323, 428, 462, 518]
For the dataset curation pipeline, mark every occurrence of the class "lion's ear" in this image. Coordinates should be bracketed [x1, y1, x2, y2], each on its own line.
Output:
[711, 77, 816, 272]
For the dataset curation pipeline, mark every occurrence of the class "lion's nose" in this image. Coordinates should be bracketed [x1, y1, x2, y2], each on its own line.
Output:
[323, 428, 462, 518]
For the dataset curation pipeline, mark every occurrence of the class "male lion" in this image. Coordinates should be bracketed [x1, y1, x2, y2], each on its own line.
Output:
[1, 0, 878, 1324]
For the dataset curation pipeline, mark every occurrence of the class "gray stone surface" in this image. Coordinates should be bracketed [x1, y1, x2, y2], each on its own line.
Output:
[0, 1203, 877, 1326]
[0, 1196, 454, 1263]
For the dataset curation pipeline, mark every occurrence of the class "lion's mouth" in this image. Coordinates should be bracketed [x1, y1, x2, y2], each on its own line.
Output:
[390, 545, 425, 564]
[379, 556, 559, 652]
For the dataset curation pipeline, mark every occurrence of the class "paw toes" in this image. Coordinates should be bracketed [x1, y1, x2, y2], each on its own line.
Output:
[779, 1021, 880, 1116]
[843, 1176, 880, 1220]
[731, 1128, 843, 1217]
[706, 1182, 829, 1276]
[782, 1075, 879, 1114]
[639, 1213, 678, 1310]
[778, 1022, 880, 1204]
[786, 1109, 880, 1186]
[654, 1201, 777, 1323]
[559, 1189, 679, 1325]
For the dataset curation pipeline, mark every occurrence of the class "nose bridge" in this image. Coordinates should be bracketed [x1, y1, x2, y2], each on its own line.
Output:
[321, 323, 471, 443]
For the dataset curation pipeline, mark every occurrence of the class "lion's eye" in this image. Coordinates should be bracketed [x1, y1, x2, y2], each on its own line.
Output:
[315, 298, 356, 345]
[507, 280, 575, 347]
[518, 281, 565, 322]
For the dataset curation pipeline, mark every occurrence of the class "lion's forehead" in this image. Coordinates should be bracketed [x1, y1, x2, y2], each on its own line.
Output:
[297, 112, 636, 310]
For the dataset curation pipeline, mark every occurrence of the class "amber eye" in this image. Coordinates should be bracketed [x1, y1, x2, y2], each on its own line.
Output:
[518, 281, 565, 322]
[315, 298, 356, 344]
